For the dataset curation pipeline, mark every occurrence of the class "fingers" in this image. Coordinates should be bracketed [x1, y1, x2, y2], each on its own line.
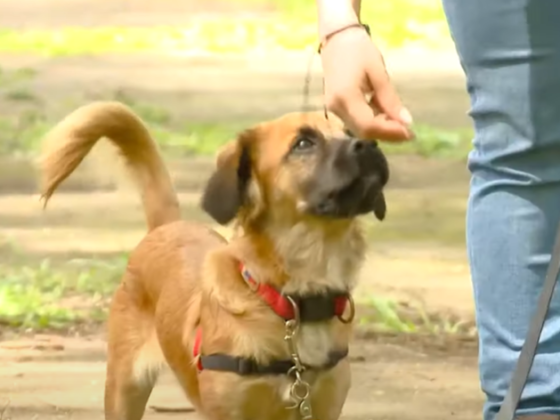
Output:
[326, 89, 413, 141]
[366, 48, 414, 127]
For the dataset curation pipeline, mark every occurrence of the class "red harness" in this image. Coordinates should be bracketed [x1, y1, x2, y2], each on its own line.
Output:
[193, 328, 204, 370]
[193, 263, 350, 373]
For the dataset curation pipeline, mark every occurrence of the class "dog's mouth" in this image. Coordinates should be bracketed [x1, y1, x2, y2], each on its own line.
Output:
[302, 174, 382, 218]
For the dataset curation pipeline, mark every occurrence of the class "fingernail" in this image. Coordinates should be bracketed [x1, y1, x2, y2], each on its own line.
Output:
[403, 126, 415, 140]
[399, 108, 414, 126]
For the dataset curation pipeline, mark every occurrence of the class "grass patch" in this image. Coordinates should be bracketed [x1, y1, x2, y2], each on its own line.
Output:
[0, 255, 126, 330]
[0, 108, 253, 157]
[0, 70, 472, 158]
[0, 111, 472, 159]
[0, 0, 450, 56]
[383, 125, 472, 159]
[358, 296, 474, 336]
[0, 113, 472, 159]
[0, 67, 472, 161]
[0, 250, 472, 335]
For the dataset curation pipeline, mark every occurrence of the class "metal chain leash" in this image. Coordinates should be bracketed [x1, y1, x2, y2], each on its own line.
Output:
[301, 48, 320, 116]
[285, 35, 372, 419]
[284, 296, 314, 420]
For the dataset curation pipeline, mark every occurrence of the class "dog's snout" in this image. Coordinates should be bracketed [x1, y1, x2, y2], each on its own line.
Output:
[351, 140, 366, 154]
[350, 139, 377, 155]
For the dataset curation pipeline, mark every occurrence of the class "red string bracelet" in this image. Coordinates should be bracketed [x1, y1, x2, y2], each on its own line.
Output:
[318, 23, 371, 54]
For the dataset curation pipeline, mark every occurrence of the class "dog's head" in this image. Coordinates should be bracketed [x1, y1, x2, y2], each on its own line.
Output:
[201, 112, 389, 227]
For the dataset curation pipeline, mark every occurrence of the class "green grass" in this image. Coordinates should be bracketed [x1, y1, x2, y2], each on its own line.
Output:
[0, 248, 472, 334]
[0, 109, 472, 159]
[0, 0, 450, 56]
[0, 255, 126, 329]
[358, 296, 474, 335]
[384, 125, 472, 159]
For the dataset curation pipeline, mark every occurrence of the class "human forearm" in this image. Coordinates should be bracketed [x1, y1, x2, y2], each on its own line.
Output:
[316, 0, 361, 38]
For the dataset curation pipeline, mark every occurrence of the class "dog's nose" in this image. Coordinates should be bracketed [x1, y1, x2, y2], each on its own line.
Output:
[350, 139, 377, 155]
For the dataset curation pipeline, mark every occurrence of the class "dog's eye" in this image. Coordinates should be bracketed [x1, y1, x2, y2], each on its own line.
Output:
[292, 137, 315, 152]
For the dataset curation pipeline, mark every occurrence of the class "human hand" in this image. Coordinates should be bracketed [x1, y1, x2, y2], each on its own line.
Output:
[320, 26, 414, 142]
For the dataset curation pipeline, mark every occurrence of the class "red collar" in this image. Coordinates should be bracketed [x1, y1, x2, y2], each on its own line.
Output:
[193, 264, 351, 372]
[239, 263, 348, 321]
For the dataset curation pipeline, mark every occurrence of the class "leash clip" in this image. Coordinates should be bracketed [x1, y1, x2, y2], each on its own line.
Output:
[284, 296, 314, 419]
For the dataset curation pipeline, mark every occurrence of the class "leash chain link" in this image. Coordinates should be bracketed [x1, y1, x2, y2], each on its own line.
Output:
[286, 50, 340, 417]
[284, 297, 314, 420]
[301, 48, 330, 123]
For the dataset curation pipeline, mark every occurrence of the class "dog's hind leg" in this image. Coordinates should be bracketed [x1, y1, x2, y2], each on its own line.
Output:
[104, 284, 164, 420]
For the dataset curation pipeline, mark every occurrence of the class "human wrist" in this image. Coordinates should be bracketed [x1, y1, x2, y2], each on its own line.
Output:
[318, 23, 370, 53]
[316, 0, 360, 38]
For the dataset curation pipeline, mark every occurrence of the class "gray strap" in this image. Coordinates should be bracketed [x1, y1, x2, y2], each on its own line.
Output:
[495, 223, 560, 420]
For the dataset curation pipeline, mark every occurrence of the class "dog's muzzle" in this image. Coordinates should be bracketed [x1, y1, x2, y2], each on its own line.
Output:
[303, 138, 389, 218]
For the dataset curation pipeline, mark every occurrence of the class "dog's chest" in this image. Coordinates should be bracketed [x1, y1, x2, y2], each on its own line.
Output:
[295, 322, 336, 366]
[274, 222, 365, 295]
[282, 258, 357, 367]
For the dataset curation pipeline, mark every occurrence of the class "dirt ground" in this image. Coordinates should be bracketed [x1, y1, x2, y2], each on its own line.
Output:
[0, 1, 485, 419]
[0, 334, 482, 420]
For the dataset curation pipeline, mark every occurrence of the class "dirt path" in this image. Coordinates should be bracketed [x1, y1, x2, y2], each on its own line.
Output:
[0, 335, 482, 420]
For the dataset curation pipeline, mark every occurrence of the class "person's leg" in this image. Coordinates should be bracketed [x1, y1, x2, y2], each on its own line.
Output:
[441, 1, 560, 419]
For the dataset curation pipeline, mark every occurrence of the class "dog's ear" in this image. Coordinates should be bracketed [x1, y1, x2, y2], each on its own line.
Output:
[373, 192, 387, 221]
[201, 132, 253, 225]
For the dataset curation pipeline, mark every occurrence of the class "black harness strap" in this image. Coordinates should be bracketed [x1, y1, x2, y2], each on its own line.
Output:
[495, 222, 560, 420]
[290, 293, 348, 323]
[199, 348, 348, 376]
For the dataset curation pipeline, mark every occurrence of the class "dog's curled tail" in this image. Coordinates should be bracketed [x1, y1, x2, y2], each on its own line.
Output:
[39, 101, 181, 231]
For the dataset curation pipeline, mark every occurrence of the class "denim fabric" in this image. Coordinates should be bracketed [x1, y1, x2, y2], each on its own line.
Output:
[441, 0, 560, 418]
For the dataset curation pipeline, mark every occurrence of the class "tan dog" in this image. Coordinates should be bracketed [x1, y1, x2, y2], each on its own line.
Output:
[39, 101, 389, 420]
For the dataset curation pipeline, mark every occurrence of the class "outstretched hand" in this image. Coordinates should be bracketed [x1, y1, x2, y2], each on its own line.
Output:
[320, 26, 415, 142]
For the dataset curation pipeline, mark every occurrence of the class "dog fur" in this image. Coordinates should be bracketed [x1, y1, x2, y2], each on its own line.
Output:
[39, 101, 389, 420]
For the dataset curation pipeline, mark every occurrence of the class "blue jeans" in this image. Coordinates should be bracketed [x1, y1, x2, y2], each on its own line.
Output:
[442, 0, 560, 419]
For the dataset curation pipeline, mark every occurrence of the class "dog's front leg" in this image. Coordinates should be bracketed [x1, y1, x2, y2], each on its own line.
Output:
[309, 361, 351, 420]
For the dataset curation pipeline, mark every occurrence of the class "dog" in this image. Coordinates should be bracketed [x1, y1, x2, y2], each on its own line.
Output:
[39, 101, 389, 420]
